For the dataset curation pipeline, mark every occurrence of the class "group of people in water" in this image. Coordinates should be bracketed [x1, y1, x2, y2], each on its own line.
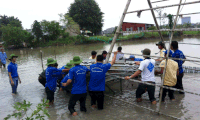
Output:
[2, 40, 186, 116]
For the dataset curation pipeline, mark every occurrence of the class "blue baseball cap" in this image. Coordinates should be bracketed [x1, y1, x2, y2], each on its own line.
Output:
[130, 55, 135, 58]
[163, 50, 173, 57]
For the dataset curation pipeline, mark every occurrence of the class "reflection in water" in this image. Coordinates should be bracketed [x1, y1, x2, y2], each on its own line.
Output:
[1, 37, 200, 119]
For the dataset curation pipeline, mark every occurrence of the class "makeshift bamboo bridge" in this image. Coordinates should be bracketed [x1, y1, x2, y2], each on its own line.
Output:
[104, 0, 200, 119]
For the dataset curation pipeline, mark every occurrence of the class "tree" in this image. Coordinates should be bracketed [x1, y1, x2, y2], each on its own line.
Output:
[0, 15, 22, 39]
[167, 14, 173, 29]
[68, 0, 103, 35]
[32, 20, 43, 44]
[59, 13, 81, 35]
[40, 20, 62, 40]
[0, 25, 24, 48]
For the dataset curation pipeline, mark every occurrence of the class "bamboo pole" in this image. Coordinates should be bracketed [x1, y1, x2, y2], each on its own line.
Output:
[147, 0, 164, 41]
[157, 0, 183, 114]
[105, 0, 132, 63]
[151, 0, 169, 4]
[40, 50, 44, 71]
[126, 1, 200, 14]
[54, 49, 56, 59]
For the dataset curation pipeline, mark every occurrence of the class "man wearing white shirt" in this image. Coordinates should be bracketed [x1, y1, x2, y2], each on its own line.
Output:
[112, 47, 124, 61]
[125, 48, 156, 104]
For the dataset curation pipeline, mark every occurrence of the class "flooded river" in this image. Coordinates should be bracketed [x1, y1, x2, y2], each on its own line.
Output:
[1, 37, 200, 120]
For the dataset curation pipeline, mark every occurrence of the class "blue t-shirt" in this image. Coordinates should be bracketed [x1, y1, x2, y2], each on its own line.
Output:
[89, 63, 112, 91]
[7, 62, 18, 78]
[68, 65, 90, 94]
[134, 58, 143, 61]
[60, 73, 69, 88]
[172, 49, 185, 74]
[0, 52, 7, 64]
[45, 66, 62, 92]
[57, 66, 66, 80]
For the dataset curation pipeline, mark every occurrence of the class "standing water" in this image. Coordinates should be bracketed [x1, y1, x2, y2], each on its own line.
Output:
[1, 37, 200, 120]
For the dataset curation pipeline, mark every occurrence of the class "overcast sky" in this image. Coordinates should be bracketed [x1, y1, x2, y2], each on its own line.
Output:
[1, 0, 200, 30]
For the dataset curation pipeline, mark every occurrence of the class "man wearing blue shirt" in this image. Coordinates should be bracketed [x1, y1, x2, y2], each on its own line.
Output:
[7, 54, 21, 95]
[0, 48, 7, 68]
[129, 55, 143, 61]
[89, 51, 117, 110]
[171, 41, 186, 94]
[62, 56, 90, 116]
[45, 58, 69, 106]
[60, 62, 74, 92]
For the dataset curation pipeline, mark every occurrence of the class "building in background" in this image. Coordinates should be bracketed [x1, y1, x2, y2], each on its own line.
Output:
[182, 17, 191, 24]
[122, 22, 154, 31]
[102, 27, 116, 34]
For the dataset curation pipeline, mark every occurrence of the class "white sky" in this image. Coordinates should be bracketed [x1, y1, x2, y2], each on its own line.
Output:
[1, 0, 200, 30]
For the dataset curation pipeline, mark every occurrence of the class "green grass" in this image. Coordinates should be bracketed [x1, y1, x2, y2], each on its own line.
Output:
[183, 31, 200, 35]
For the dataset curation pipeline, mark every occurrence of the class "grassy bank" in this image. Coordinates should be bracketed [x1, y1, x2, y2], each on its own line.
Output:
[33, 31, 200, 48]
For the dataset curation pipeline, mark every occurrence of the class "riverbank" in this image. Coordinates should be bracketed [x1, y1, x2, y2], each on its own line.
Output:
[3, 31, 200, 49]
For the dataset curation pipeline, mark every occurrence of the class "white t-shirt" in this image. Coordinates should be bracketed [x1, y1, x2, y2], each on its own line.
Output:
[112, 52, 124, 61]
[138, 59, 155, 82]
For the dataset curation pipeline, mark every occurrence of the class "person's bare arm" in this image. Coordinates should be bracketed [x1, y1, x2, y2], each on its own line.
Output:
[62, 69, 70, 72]
[62, 79, 72, 87]
[18, 74, 21, 84]
[9, 72, 14, 85]
[125, 70, 142, 80]
[110, 51, 118, 65]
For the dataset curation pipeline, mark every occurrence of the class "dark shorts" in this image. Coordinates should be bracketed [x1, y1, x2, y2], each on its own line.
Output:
[68, 93, 87, 114]
[45, 87, 54, 102]
[162, 86, 175, 101]
[0, 61, 5, 68]
[89, 91, 104, 110]
[136, 82, 156, 102]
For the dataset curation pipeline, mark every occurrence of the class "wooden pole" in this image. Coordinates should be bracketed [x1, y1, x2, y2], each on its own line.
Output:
[147, 0, 164, 41]
[40, 50, 44, 71]
[157, 0, 183, 114]
[54, 49, 56, 59]
[151, 0, 169, 4]
[126, 1, 200, 14]
[105, 0, 132, 63]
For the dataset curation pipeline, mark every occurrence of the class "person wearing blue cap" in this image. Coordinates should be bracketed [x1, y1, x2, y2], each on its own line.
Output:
[156, 50, 179, 102]
[129, 55, 143, 61]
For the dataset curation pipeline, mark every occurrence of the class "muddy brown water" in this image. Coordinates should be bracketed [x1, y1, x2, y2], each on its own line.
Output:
[1, 37, 200, 120]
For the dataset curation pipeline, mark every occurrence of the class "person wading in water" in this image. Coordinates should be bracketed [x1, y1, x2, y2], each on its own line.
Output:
[88, 51, 117, 110]
[7, 54, 21, 95]
[45, 58, 69, 106]
[62, 56, 90, 116]
[125, 48, 157, 104]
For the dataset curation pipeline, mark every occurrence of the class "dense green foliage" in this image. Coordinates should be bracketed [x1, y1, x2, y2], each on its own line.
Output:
[4, 99, 50, 120]
[32, 20, 43, 44]
[40, 20, 63, 41]
[68, 0, 103, 35]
